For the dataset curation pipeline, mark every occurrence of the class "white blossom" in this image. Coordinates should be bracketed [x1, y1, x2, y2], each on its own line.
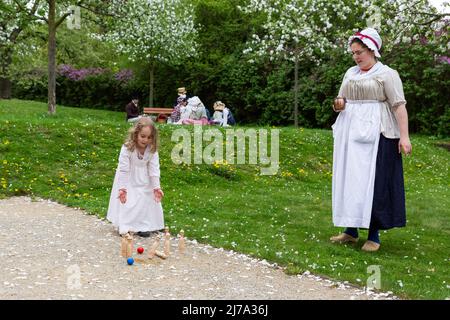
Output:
[104, 0, 198, 65]
[240, 0, 352, 63]
[240, 0, 447, 62]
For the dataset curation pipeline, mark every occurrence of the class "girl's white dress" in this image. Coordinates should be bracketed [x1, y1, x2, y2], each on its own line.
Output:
[107, 145, 164, 234]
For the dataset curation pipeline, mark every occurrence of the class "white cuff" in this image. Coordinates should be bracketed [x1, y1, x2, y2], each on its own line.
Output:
[150, 176, 160, 189]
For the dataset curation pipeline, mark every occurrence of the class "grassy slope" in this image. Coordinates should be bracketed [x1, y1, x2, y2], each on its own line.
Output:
[0, 99, 449, 299]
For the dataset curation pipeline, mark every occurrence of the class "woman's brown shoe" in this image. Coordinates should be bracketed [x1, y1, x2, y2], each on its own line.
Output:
[361, 240, 380, 252]
[330, 233, 359, 243]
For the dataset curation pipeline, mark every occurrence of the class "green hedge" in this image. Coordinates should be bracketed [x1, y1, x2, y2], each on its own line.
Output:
[12, 66, 142, 112]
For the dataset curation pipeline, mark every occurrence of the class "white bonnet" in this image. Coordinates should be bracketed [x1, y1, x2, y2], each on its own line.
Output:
[348, 27, 382, 58]
[187, 96, 204, 108]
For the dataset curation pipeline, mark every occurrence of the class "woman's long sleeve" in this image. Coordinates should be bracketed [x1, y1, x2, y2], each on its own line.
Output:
[148, 151, 161, 189]
[117, 145, 131, 190]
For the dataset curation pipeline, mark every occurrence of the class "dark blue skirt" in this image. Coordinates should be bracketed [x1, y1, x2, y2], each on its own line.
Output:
[370, 134, 406, 230]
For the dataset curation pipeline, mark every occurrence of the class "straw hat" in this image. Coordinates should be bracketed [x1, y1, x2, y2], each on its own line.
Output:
[213, 101, 225, 111]
[177, 87, 187, 95]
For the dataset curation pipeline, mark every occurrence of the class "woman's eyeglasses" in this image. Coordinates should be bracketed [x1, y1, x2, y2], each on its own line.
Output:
[351, 49, 366, 56]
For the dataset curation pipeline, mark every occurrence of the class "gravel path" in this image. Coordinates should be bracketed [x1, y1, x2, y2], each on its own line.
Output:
[0, 197, 397, 300]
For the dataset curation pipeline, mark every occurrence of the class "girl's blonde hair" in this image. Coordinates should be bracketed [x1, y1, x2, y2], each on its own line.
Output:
[124, 117, 159, 153]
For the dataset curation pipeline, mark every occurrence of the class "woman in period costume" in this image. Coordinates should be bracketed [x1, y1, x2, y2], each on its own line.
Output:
[330, 28, 412, 252]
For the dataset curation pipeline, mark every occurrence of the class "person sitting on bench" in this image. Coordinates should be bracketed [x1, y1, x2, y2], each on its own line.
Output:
[126, 96, 142, 123]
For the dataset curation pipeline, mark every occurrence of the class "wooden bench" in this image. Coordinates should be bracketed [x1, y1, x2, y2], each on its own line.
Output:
[143, 107, 173, 116]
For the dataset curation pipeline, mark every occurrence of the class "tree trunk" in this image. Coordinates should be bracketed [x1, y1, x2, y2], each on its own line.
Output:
[0, 49, 13, 99]
[47, 0, 57, 114]
[294, 57, 299, 127]
[149, 62, 154, 108]
[0, 78, 12, 99]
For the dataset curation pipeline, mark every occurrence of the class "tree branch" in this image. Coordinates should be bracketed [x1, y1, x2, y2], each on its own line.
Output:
[13, 0, 49, 23]
[12, 0, 43, 18]
[77, 2, 119, 18]
[415, 12, 450, 18]
[415, 14, 450, 26]
[55, 12, 72, 28]
[12, 0, 27, 12]
[7, 1, 44, 42]
[54, 0, 85, 28]
[9, 27, 22, 42]
[54, 0, 120, 28]
[30, 0, 40, 14]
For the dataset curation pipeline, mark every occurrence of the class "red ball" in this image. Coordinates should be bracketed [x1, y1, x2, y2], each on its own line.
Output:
[137, 247, 144, 254]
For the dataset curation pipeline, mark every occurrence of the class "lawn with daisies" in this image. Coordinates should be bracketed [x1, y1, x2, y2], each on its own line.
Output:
[0, 99, 449, 299]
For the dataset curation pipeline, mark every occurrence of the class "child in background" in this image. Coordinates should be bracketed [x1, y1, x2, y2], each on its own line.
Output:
[174, 87, 188, 105]
[211, 101, 235, 127]
[107, 118, 164, 237]
[170, 96, 187, 124]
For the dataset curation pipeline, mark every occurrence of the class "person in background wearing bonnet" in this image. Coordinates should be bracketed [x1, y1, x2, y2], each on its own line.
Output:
[179, 96, 209, 125]
[330, 27, 412, 252]
[210, 101, 235, 127]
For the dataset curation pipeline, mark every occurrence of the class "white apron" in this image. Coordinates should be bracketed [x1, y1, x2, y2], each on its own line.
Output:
[331, 64, 387, 228]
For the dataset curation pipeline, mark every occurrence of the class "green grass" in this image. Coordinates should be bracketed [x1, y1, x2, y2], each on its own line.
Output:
[1, 99, 449, 299]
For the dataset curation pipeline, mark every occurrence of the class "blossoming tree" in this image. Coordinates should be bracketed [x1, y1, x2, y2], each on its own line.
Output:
[106, 0, 198, 107]
[360, 0, 449, 55]
[240, 0, 353, 127]
[240, 0, 448, 127]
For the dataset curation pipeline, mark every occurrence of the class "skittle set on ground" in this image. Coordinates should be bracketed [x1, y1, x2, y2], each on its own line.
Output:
[121, 227, 186, 265]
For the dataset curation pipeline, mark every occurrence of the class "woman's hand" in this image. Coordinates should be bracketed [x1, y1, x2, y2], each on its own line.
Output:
[393, 105, 412, 156]
[153, 188, 164, 202]
[118, 189, 127, 204]
[398, 137, 412, 155]
[333, 97, 346, 112]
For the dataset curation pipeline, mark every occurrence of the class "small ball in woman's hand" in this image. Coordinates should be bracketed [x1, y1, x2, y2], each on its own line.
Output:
[334, 98, 345, 111]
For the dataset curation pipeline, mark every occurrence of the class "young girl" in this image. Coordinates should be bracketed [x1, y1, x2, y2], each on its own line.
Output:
[170, 96, 187, 124]
[107, 118, 164, 237]
[210, 101, 235, 127]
